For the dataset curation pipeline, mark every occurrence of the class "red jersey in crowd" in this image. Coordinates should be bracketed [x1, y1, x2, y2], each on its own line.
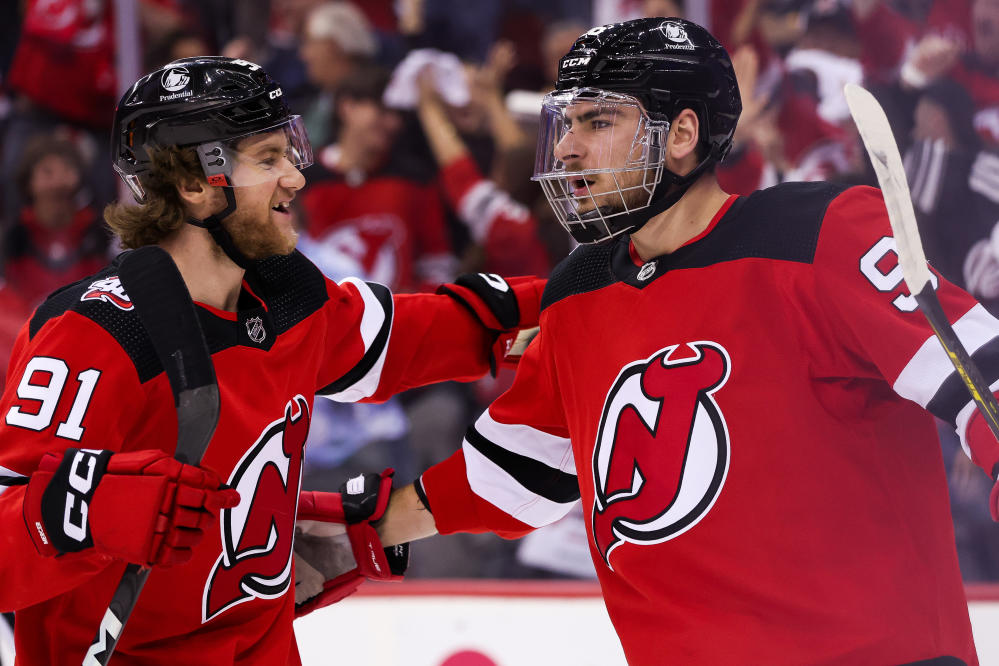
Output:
[4, 206, 109, 307]
[301, 145, 456, 293]
[438, 154, 551, 277]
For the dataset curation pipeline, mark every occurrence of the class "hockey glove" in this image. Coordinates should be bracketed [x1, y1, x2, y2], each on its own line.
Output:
[437, 273, 544, 374]
[294, 468, 408, 617]
[23, 448, 239, 567]
[962, 410, 999, 521]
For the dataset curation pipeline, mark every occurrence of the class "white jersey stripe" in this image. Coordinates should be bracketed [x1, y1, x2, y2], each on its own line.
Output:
[457, 180, 498, 242]
[328, 277, 391, 402]
[955, 376, 999, 459]
[893, 303, 999, 407]
[463, 441, 578, 528]
[475, 410, 576, 473]
[0, 464, 26, 498]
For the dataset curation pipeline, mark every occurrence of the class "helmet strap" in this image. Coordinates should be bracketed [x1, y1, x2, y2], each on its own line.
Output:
[614, 152, 716, 235]
[185, 187, 254, 269]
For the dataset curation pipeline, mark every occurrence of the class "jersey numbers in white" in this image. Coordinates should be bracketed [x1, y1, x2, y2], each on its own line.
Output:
[5, 357, 101, 441]
[859, 236, 939, 312]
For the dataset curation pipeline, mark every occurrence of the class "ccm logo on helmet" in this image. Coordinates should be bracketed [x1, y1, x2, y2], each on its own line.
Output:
[268, 88, 283, 100]
[562, 57, 591, 68]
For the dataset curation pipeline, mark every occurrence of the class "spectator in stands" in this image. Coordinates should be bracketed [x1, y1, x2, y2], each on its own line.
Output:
[903, 80, 992, 286]
[298, 1, 378, 148]
[2, 0, 115, 225]
[145, 28, 213, 71]
[0, 281, 32, 386]
[716, 0, 860, 193]
[415, 44, 552, 277]
[300, 64, 455, 293]
[4, 136, 109, 307]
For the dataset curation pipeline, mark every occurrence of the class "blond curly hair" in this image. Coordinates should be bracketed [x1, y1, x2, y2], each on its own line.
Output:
[103, 146, 204, 248]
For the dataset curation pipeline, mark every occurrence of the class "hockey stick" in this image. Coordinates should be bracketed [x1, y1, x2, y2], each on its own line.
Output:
[844, 83, 999, 459]
[84, 246, 220, 666]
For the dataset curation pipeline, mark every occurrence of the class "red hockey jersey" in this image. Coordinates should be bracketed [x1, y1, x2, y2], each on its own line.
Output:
[0, 250, 497, 665]
[301, 147, 456, 293]
[422, 183, 998, 665]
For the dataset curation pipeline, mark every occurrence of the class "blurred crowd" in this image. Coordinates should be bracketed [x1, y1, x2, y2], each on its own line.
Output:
[2, 0, 999, 581]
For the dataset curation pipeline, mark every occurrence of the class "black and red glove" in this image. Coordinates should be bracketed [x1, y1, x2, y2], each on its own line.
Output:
[437, 273, 544, 374]
[294, 468, 408, 617]
[23, 448, 239, 567]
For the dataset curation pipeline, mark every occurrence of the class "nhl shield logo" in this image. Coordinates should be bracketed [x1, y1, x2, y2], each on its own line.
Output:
[245, 316, 266, 343]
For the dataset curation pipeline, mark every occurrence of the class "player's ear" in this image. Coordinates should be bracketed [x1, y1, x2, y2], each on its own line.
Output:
[175, 177, 214, 207]
[667, 108, 701, 168]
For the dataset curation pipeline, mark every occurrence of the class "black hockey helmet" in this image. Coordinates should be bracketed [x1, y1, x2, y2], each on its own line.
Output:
[532, 18, 742, 244]
[556, 17, 741, 164]
[110, 57, 312, 267]
[112, 56, 311, 202]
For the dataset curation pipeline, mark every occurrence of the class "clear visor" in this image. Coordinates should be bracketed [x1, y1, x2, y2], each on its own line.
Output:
[116, 115, 313, 203]
[531, 88, 667, 240]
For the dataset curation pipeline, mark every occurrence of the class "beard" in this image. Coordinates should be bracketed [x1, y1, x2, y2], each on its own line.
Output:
[572, 169, 652, 217]
[221, 206, 298, 260]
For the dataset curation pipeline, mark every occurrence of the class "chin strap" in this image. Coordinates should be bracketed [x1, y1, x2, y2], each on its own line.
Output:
[622, 154, 716, 231]
[185, 187, 254, 269]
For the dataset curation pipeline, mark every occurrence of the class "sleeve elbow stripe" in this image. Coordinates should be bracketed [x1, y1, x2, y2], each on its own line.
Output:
[463, 424, 580, 528]
[457, 180, 529, 244]
[927, 336, 999, 426]
[475, 411, 576, 473]
[894, 304, 999, 421]
[955, 377, 999, 459]
[0, 465, 26, 497]
[319, 278, 393, 402]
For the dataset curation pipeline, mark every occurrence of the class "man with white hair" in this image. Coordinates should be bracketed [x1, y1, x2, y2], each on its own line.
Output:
[298, 1, 378, 146]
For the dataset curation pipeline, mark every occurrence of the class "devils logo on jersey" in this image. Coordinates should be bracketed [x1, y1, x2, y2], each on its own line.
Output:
[203, 395, 310, 622]
[80, 277, 133, 311]
[592, 341, 730, 569]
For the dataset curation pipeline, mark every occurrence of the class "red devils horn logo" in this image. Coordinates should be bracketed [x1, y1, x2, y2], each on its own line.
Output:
[203, 395, 310, 622]
[592, 342, 730, 569]
[80, 277, 134, 311]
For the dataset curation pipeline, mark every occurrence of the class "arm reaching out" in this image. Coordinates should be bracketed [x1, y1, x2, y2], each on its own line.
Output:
[377, 483, 439, 547]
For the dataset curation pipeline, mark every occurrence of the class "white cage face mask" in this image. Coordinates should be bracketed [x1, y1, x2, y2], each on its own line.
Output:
[532, 88, 668, 242]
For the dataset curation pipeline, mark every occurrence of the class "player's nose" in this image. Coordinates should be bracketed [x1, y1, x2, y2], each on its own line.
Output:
[555, 131, 583, 166]
[280, 160, 306, 191]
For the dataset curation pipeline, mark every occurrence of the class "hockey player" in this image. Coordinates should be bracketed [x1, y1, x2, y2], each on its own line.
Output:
[374, 18, 999, 665]
[0, 57, 543, 664]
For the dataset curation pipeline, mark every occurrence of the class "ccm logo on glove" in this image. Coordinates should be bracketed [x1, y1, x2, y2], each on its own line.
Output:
[62, 449, 100, 542]
[39, 448, 111, 551]
[24, 447, 239, 567]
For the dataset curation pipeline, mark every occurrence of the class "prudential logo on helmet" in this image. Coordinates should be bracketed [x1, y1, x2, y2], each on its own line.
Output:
[161, 67, 190, 93]
[662, 23, 688, 42]
[658, 22, 696, 51]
